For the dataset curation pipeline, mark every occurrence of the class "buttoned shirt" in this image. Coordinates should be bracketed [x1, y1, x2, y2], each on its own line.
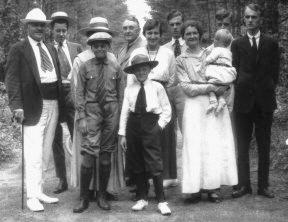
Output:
[75, 55, 122, 119]
[247, 31, 260, 48]
[118, 79, 171, 136]
[28, 36, 57, 83]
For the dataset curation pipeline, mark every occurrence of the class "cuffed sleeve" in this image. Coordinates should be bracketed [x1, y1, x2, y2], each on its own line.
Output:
[157, 85, 171, 129]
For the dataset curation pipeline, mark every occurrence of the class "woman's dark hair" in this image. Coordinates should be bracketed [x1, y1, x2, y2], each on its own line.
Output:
[142, 19, 163, 36]
[180, 20, 203, 39]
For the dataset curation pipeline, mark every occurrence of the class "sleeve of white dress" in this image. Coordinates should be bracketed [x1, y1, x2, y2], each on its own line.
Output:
[176, 57, 213, 97]
[118, 88, 130, 136]
[158, 85, 171, 129]
[166, 53, 177, 88]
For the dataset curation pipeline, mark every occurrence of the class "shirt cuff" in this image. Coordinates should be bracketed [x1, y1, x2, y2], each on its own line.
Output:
[118, 129, 126, 136]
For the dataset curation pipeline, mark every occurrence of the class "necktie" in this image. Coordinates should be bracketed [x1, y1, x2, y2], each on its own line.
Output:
[57, 43, 71, 79]
[135, 82, 147, 114]
[96, 62, 107, 106]
[174, 39, 181, 57]
[252, 37, 257, 51]
[37, 42, 53, 72]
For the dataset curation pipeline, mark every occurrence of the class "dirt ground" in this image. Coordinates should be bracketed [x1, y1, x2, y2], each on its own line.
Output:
[1, 131, 288, 222]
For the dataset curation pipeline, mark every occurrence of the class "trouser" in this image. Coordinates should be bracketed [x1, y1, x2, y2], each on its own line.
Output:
[235, 104, 273, 190]
[24, 100, 59, 199]
[79, 101, 118, 198]
[52, 84, 75, 180]
[126, 112, 165, 202]
[81, 102, 118, 156]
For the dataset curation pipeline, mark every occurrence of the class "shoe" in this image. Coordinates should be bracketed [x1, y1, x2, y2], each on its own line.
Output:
[163, 179, 178, 188]
[27, 198, 44, 212]
[184, 192, 201, 204]
[37, 193, 59, 204]
[53, 178, 68, 194]
[158, 202, 171, 216]
[132, 199, 148, 211]
[106, 192, 118, 201]
[232, 186, 252, 198]
[208, 192, 222, 203]
[73, 199, 89, 213]
[97, 194, 111, 210]
[257, 188, 275, 198]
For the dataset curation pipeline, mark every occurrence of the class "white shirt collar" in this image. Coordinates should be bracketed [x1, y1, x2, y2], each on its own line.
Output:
[28, 36, 43, 46]
[172, 37, 185, 46]
[247, 30, 260, 40]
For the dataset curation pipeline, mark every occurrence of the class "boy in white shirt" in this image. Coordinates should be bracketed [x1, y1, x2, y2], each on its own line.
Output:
[119, 54, 172, 216]
[203, 29, 237, 115]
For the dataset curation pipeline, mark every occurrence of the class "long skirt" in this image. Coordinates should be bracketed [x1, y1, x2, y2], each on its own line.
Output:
[182, 95, 238, 194]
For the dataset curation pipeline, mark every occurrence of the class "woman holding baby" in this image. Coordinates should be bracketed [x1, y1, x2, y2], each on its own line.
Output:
[176, 20, 238, 203]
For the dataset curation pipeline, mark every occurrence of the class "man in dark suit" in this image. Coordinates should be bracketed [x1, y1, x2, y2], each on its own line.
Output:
[50, 11, 82, 194]
[5, 8, 63, 211]
[231, 3, 279, 198]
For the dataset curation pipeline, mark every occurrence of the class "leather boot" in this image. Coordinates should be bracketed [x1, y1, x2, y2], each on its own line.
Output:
[97, 164, 111, 210]
[73, 166, 93, 213]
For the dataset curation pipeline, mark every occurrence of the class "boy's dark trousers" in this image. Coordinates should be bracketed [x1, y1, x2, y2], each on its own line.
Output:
[126, 112, 165, 202]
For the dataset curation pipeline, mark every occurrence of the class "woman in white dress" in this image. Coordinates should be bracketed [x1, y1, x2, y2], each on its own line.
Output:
[176, 20, 238, 202]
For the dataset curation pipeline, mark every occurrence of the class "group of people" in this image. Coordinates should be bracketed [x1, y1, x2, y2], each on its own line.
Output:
[4, 2, 279, 217]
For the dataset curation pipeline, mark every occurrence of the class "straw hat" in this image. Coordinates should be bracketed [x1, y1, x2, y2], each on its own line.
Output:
[124, 54, 158, 74]
[51, 11, 73, 24]
[87, 32, 112, 45]
[21, 8, 51, 24]
[78, 17, 115, 36]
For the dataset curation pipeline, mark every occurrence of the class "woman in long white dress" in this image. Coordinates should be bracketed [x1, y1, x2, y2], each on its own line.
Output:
[176, 20, 238, 202]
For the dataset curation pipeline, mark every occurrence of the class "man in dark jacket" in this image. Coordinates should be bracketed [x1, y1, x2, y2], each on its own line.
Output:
[231, 3, 279, 199]
[50, 11, 82, 194]
[5, 8, 63, 212]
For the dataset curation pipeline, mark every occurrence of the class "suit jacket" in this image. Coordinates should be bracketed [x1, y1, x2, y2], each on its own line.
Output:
[5, 38, 63, 126]
[117, 36, 146, 106]
[231, 34, 279, 113]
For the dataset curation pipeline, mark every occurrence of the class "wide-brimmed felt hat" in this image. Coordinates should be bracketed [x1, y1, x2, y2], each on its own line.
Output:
[21, 8, 51, 24]
[51, 11, 73, 25]
[87, 32, 112, 45]
[124, 54, 158, 74]
[78, 17, 116, 36]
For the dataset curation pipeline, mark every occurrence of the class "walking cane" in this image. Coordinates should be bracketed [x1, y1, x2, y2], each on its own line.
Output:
[21, 123, 24, 210]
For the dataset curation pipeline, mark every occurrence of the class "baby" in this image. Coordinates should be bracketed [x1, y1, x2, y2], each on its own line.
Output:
[203, 29, 237, 115]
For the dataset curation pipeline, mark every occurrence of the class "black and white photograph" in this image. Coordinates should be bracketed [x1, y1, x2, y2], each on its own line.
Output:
[0, 0, 288, 221]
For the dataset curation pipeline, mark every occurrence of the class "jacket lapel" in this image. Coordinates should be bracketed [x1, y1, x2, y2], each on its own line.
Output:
[66, 41, 75, 62]
[22, 38, 41, 87]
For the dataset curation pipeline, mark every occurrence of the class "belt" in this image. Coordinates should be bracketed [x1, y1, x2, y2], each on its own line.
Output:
[41, 81, 58, 100]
